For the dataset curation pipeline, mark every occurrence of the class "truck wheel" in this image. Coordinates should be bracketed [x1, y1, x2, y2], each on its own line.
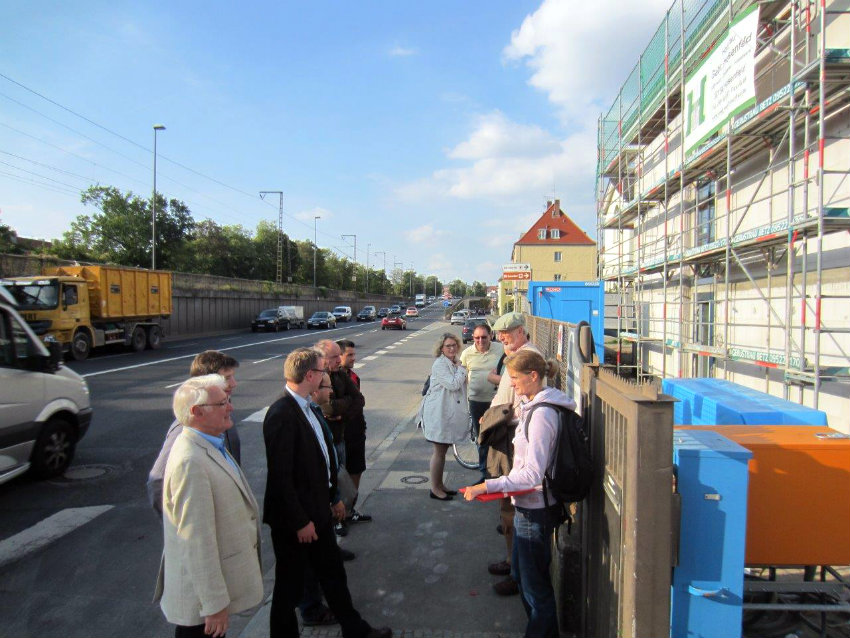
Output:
[70, 330, 91, 361]
[146, 326, 162, 350]
[30, 418, 76, 479]
[131, 327, 147, 352]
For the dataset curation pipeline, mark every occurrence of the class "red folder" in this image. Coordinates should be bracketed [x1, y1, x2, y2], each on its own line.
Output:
[459, 486, 536, 502]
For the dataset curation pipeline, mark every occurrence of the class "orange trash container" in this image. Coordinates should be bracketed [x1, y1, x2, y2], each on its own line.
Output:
[676, 425, 850, 566]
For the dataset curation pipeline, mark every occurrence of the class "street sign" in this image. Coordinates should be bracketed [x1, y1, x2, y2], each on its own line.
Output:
[503, 271, 531, 281]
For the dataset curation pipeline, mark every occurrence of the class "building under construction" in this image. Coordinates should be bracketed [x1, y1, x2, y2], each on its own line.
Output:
[596, 0, 850, 431]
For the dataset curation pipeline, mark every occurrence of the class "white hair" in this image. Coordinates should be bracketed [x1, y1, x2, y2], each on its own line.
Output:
[172, 374, 227, 425]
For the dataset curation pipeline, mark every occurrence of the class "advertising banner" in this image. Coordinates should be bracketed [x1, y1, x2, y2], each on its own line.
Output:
[684, 5, 759, 156]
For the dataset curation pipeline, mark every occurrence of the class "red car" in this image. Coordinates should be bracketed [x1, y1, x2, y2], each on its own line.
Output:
[381, 313, 407, 330]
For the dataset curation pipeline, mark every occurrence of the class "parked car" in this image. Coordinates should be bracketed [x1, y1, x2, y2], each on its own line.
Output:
[462, 318, 491, 343]
[381, 313, 407, 330]
[332, 306, 352, 322]
[0, 286, 92, 484]
[357, 306, 377, 322]
[251, 308, 284, 332]
[405, 307, 419, 319]
[377, 307, 390, 318]
[278, 305, 305, 329]
[450, 311, 467, 325]
[307, 311, 337, 329]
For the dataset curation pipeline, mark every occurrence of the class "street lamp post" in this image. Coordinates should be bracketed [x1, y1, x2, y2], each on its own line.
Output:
[409, 263, 414, 297]
[313, 216, 321, 288]
[151, 124, 165, 270]
[366, 243, 370, 293]
[375, 251, 386, 294]
[341, 234, 356, 290]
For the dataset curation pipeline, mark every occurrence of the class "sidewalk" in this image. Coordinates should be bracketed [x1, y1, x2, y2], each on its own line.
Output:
[238, 410, 527, 638]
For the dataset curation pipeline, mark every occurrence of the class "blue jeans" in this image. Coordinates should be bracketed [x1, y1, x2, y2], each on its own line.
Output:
[512, 505, 561, 638]
[468, 400, 491, 479]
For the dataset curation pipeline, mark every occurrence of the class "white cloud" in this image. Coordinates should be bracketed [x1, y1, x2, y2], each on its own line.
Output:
[293, 206, 332, 223]
[389, 45, 417, 57]
[448, 111, 560, 160]
[404, 224, 447, 244]
[503, 0, 670, 124]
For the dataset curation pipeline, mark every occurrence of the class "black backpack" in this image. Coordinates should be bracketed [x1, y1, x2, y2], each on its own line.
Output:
[524, 402, 593, 506]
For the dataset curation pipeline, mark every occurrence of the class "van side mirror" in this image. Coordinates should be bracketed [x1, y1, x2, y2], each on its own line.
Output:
[45, 339, 63, 372]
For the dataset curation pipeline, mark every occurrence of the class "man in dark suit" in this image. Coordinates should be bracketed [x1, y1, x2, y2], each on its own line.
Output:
[263, 347, 391, 638]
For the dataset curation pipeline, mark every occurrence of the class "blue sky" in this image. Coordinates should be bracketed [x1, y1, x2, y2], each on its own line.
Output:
[1, 0, 670, 285]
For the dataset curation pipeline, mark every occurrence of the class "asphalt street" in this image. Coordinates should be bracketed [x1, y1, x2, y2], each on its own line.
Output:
[0, 305, 525, 638]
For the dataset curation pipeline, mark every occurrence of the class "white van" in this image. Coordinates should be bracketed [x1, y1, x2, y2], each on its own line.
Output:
[0, 286, 92, 484]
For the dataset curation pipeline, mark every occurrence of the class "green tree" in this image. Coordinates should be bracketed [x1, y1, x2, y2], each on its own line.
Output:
[0, 223, 23, 254]
[472, 281, 487, 297]
[448, 279, 466, 298]
[252, 220, 300, 283]
[50, 186, 194, 269]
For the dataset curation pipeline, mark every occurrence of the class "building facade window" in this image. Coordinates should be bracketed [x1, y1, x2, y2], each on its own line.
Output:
[554, 251, 562, 262]
[695, 180, 716, 247]
[538, 229, 547, 240]
[553, 274, 562, 281]
[550, 229, 560, 239]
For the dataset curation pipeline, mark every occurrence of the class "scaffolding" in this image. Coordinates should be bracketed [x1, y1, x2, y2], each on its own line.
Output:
[597, 0, 850, 429]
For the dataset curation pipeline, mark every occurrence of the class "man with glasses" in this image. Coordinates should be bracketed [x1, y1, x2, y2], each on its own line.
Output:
[315, 339, 371, 535]
[460, 323, 503, 484]
[155, 374, 263, 638]
[148, 350, 241, 517]
[263, 348, 391, 638]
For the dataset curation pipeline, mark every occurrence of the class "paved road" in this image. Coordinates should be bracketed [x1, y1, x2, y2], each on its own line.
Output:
[0, 305, 497, 637]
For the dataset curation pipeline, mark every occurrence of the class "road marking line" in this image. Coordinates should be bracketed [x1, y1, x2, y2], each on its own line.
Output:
[253, 354, 283, 364]
[362, 355, 378, 361]
[80, 334, 306, 378]
[243, 407, 269, 423]
[0, 505, 114, 569]
[164, 381, 183, 389]
[385, 346, 395, 349]
[375, 350, 388, 355]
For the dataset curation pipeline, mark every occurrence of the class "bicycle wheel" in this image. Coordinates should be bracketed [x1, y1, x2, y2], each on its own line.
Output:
[453, 423, 480, 470]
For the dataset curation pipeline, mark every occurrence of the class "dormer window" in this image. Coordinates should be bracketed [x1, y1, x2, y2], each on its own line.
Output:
[538, 229, 547, 240]
[550, 229, 560, 239]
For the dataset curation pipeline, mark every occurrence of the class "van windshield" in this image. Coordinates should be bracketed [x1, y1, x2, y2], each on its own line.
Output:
[1, 280, 59, 310]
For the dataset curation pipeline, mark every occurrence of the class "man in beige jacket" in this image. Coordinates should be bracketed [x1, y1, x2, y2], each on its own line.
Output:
[154, 374, 263, 638]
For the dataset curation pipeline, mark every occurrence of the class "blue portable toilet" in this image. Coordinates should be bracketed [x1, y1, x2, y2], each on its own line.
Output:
[671, 429, 752, 638]
[527, 280, 604, 361]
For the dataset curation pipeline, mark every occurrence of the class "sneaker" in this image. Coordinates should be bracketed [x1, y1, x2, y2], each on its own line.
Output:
[334, 521, 348, 537]
[339, 548, 356, 561]
[488, 560, 511, 576]
[493, 577, 519, 596]
[346, 509, 373, 523]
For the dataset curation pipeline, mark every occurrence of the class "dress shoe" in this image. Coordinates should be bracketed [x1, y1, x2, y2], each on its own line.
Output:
[429, 490, 453, 501]
[346, 509, 372, 523]
[443, 489, 458, 496]
[334, 521, 348, 537]
[365, 627, 392, 638]
[496, 524, 504, 535]
[488, 560, 511, 576]
[493, 577, 519, 596]
[339, 548, 356, 561]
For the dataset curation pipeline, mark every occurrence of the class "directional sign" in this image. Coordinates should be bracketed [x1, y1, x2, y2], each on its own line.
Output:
[503, 271, 531, 281]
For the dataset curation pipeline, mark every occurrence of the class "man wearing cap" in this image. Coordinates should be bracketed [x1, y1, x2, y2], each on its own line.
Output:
[460, 323, 503, 484]
[486, 311, 543, 597]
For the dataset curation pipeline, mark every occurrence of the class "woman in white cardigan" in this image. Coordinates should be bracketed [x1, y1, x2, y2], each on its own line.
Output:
[420, 332, 469, 500]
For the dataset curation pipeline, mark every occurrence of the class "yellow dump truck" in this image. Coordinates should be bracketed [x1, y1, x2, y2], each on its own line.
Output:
[1, 265, 172, 361]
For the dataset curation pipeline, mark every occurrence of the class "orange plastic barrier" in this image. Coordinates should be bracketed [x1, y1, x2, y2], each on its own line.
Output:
[676, 425, 850, 566]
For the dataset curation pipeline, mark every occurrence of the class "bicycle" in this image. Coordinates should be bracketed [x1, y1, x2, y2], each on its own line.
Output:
[453, 414, 480, 470]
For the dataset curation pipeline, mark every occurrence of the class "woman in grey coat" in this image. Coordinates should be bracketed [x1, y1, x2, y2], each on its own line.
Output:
[420, 333, 469, 500]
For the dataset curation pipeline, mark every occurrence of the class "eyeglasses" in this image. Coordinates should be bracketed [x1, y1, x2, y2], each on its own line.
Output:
[443, 343, 459, 349]
[310, 368, 327, 374]
[473, 335, 490, 340]
[199, 399, 230, 408]
[319, 384, 332, 390]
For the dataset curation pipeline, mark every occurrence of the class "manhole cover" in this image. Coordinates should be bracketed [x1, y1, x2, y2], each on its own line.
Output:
[401, 474, 428, 485]
[62, 465, 114, 480]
